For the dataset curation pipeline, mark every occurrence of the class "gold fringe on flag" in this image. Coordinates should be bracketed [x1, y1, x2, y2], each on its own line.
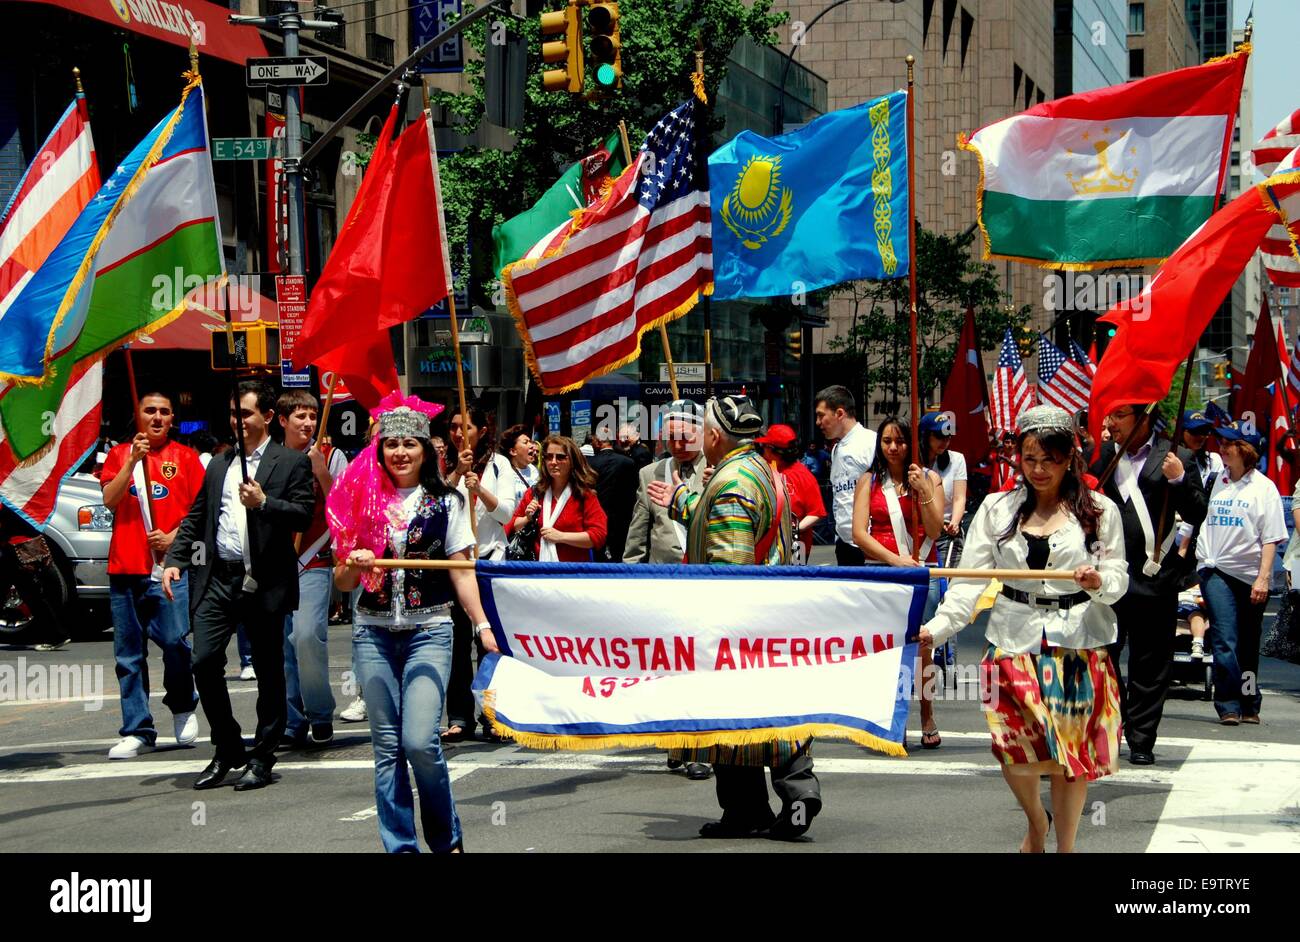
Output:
[691, 71, 708, 104]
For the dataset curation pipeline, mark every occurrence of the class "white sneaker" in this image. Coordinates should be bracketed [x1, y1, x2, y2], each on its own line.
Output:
[1190, 640, 1204, 659]
[107, 735, 153, 760]
[239, 665, 256, 681]
[34, 638, 69, 652]
[174, 711, 199, 745]
[339, 697, 367, 723]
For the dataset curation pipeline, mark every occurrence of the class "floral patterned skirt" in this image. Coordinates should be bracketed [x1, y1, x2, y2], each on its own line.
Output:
[981, 641, 1121, 782]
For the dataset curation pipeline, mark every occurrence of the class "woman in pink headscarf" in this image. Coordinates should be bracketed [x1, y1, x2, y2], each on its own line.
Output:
[327, 391, 498, 853]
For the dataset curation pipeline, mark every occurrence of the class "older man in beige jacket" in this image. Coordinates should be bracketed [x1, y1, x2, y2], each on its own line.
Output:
[623, 400, 708, 565]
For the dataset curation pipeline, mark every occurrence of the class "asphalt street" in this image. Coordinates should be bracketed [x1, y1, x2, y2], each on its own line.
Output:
[3, 605, 1298, 854]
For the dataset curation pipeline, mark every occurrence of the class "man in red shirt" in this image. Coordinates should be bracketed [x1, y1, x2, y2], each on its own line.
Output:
[756, 424, 826, 563]
[100, 392, 205, 759]
[276, 389, 348, 748]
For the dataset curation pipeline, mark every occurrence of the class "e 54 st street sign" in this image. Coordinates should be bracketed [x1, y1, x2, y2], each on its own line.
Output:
[246, 56, 329, 87]
[211, 137, 280, 161]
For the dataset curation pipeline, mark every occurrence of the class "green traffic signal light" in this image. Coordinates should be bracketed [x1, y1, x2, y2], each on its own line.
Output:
[1106, 327, 1117, 337]
[595, 62, 618, 87]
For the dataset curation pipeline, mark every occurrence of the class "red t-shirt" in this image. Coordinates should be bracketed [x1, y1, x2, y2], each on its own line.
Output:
[100, 440, 205, 575]
[867, 480, 936, 562]
[779, 460, 826, 555]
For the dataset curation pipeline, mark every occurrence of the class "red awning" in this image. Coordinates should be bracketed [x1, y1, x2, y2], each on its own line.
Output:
[19, 0, 268, 66]
[137, 282, 278, 351]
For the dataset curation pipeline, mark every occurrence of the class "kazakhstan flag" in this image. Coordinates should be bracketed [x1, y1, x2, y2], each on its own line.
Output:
[708, 92, 909, 300]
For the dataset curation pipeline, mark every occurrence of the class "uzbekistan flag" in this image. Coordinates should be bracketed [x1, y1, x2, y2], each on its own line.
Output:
[0, 78, 223, 469]
[959, 46, 1249, 269]
[0, 92, 99, 527]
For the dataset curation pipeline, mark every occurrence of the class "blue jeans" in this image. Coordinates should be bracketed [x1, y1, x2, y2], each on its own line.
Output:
[284, 567, 336, 737]
[1198, 568, 1265, 718]
[236, 623, 254, 668]
[110, 574, 198, 745]
[354, 623, 461, 853]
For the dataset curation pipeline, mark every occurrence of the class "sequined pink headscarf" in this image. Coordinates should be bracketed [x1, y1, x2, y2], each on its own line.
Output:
[325, 391, 445, 590]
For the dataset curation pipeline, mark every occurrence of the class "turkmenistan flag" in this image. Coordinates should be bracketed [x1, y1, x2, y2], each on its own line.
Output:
[492, 129, 625, 276]
[0, 78, 223, 463]
[959, 45, 1249, 270]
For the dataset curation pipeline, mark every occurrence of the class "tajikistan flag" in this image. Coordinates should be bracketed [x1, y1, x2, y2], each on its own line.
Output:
[0, 78, 223, 464]
[959, 46, 1249, 269]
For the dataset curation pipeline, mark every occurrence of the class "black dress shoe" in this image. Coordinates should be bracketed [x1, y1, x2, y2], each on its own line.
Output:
[768, 797, 822, 841]
[685, 762, 712, 781]
[194, 758, 244, 790]
[698, 812, 775, 838]
[1128, 751, 1155, 766]
[233, 760, 274, 791]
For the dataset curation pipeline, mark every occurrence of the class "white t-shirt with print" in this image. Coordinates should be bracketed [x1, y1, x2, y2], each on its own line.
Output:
[931, 450, 967, 524]
[829, 422, 877, 544]
[1195, 469, 1288, 584]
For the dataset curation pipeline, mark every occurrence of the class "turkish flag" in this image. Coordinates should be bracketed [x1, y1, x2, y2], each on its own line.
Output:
[1089, 187, 1278, 441]
[1269, 375, 1294, 494]
[295, 105, 453, 410]
[941, 306, 992, 471]
[1240, 297, 1284, 434]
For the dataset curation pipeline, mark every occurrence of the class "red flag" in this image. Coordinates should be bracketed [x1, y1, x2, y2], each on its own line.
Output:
[295, 106, 452, 409]
[941, 307, 992, 469]
[1269, 375, 1294, 494]
[1089, 187, 1279, 440]
[1240, 297, 1284, 433]
[1087, 339, 1098, 368]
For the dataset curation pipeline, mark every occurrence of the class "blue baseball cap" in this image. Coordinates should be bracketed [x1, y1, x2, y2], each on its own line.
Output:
[1214, 421, 1266, 453]
[919, 411, 956, 437]
[1182, 410, 1213, 432]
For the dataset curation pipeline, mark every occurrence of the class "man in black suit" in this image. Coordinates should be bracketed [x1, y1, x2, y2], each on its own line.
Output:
[163, 380, 314, 791]
[1093, 403, 1208, 766]
[588, 428, 639, 562]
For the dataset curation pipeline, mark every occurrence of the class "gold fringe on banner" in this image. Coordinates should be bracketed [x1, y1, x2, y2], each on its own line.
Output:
[480, 692, 908, 757]
[691, 72, 708, 105]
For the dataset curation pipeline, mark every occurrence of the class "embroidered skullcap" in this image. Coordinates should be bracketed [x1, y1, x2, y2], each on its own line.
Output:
[706, 395, 764, 439]
[1016, 405, 1074, 437]
[662, 398, 704, 425]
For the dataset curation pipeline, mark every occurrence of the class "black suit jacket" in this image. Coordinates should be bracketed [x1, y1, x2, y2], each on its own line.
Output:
[1092, 438, 1208, 598]
[164, 440, 315, 615]
[589, 447, 639, 560]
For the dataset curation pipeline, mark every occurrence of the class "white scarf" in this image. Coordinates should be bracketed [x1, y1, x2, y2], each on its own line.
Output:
[664, 459, 688, 551]
[882, 479, 933, 563]
[1114, 446, 1174, 576]
[540, 485, 572, 563]
[131, 460, 165, 582]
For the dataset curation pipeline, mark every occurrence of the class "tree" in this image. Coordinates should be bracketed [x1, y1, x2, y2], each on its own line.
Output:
[431, 0, 786, 304]
[824, 225, 1033, 414]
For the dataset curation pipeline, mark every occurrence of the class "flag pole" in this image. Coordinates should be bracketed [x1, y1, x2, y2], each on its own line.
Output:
[619, 119, 680, 402]
[123, 346, 159, 564]
[905, 55, 922, 560]
[694, 38, 713, 399]
[315, 373, 338, 447]
[421, 80, 478, 554]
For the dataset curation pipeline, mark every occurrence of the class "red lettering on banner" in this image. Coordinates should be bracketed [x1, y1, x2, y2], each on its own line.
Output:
[630, 637, 651, 669]
[738, 637, 764, 669]
[851, 636, 868, 660]
[600, 677, 617, 697]
[575, 636, 596, 665]
[514, 634, 535, 658]
[582, 676, 596, 698]
[872, 633, 895, 653]
[598, 636, 610, 666]
[826, 638, 844, 662]
[535, 635, 557, 660]
[714, 638, 735, 670]
[610, 638, 630, 670]
[555, 636, 577, 663]
[790, 638, 811, 666]
[767, 637, 787, 668]
[673, 636, 695, 671]
[649, 638, 670, 671]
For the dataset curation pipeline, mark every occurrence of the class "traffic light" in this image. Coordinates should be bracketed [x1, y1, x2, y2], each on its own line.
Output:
[540, 2, 583, 94]
[1213, 362, 1229, 382]
[787, 329, 802, 359]
[1106, 326, 1117, 337]
[586, 2, 622, 90]
[210, 322, 280, 371]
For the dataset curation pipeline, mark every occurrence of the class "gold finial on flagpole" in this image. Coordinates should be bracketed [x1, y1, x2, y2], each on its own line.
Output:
[72, 66, 84, 95]
[905, 53, 915, 85]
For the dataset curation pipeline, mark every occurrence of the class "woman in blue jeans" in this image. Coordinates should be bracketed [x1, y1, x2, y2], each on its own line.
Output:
[1195, 423, 1287, 726]
[330, 393, 499, 852]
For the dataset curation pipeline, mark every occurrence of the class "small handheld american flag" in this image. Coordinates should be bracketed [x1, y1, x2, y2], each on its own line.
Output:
[990, 326, 1032, 434]
[1037, 336, 1091, 414]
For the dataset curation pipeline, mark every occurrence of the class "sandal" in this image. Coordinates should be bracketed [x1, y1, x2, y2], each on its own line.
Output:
[441, 725, 470, 743]
[921, 728, 942, 750]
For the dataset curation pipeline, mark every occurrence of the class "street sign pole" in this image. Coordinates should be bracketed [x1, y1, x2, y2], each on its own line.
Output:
[280, 2, 306, 280]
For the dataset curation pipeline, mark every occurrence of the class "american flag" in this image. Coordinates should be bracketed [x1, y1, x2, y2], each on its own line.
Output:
[1068, 338, 1096, 379]
[990, 326, 1032, 434]
[1260, 142, 1300, 288]
[1037, 336, 1092, 414]
[503, 100, 712, 394]
[1253, 108, 1300, 177]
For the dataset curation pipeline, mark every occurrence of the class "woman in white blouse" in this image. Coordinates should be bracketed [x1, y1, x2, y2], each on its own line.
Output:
[463, 424, 539, 561]
[1196, 423, 1288, 726]
[920, 406, 1128, 853]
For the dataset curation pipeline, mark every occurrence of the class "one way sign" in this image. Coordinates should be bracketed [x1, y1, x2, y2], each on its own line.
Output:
[246, 56, 330, 87]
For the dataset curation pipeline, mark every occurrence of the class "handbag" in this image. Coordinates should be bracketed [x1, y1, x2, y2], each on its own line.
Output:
[505, 486, 541, 562]
[12, 536, 52, 573]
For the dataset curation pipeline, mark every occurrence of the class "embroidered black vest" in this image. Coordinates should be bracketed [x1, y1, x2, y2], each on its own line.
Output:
[355, 491, 457, 618]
